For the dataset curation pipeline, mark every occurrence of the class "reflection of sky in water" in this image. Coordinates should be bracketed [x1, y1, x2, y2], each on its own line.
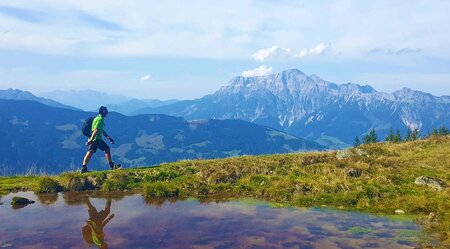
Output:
[0, 192, 420, 249]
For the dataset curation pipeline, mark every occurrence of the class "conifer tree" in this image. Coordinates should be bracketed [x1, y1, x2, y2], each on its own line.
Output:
[438, 126, 450, 136]
[385, 128, 395, 142]
[405, 129, 412, 141]
[363, 134, 370, 144]
[364, 128, 378, 144]
[430, 128, 439, 137]
[369, 128, 378, 143]
[394, 129, 402, 142]
[354, 136, 360, 147]
[411, 128, 420, 141]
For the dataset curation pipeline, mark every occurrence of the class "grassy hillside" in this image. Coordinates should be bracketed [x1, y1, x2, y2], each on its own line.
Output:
[1, 136, 449, 247]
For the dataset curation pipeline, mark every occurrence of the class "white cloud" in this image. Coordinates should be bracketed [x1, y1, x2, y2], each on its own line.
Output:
[140, 74, 150, 81]
[369, 47, 422, 56]
[241, 65, 272, 77]
[251, 46, 292, 61]
[294, 43, 328, 58]
[252, 43, 329, 61]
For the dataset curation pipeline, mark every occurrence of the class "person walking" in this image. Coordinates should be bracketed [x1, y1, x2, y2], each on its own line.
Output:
[81, 106, 120, 173]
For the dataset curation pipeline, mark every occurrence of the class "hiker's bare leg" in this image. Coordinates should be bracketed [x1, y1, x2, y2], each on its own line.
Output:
[105, 199, 111, 213]
[105, 151, 113, 164]
[83, 151, 94, 165]
[86, 198, 97, 212]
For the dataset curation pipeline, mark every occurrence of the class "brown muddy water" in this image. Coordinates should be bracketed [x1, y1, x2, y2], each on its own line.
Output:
[0, 191, 421, 249]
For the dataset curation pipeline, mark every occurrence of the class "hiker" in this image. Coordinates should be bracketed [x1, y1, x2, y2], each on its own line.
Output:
[82, 197, 114, 249]
[81, 106, 120, 173]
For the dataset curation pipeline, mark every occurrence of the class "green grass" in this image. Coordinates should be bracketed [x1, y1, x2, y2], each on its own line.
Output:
[145, 182, 181, 197]
[1, 136, 450, 247]
[35, 177, 63, 193]
[0, 176, 41, 195]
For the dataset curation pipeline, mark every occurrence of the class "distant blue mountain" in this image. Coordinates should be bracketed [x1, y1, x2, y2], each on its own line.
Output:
[0, 99, 323, 175]
[107, 98, 179, 115]
[135, 69, 450, 148]
[0, 88, 81, 111]
[38, 89, 132, 111]
[39, 89, 179, 113]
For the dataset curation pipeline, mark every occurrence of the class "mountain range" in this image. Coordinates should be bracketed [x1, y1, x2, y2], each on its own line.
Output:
[134, 69, 450, 148]
[0, 99, 322, 175]
[2, 68, 448, 162]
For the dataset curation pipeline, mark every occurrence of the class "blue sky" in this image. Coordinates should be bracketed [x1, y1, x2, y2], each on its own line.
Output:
[0, 0, 449, 99]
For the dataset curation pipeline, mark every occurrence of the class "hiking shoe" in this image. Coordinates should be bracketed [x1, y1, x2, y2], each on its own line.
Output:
[110, 164, 122, 170]
[80, 167, 89, 173]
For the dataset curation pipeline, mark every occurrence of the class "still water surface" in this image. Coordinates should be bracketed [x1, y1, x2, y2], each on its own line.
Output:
[0, 191, 420, 249]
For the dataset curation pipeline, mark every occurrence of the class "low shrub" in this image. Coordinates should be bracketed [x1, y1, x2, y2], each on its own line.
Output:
[102, 178, 129, 191]
[35, 177, 63, 193]
[145, 182, 181, 197]
[59, 173, 94, 191]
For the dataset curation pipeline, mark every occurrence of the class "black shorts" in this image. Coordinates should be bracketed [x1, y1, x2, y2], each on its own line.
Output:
[88, 139, 110, 153]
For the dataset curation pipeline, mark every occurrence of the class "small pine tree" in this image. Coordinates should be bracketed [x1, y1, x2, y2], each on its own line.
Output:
[364, 128, 378, 144]
[363, 134, 370, 144]
[354, 136, 361, 147]
[411, 128, 420, 141]
[430, 128, 439, 137]
[405, 129, 412, 141]
[438, 126, 450, 136]
[394, 129, 402, 142]
[385, 128, 395, 142]
[369, 128, 378, 143]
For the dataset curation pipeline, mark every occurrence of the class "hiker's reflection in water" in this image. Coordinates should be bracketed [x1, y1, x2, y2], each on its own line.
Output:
[82, 197, 115, 249]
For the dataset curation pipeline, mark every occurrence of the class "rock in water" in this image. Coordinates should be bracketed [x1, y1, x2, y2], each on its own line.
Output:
[414, 176, 448, 191]
[11, 197, 35, 208]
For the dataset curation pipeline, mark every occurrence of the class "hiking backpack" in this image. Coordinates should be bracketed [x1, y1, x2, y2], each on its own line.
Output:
[82, 116, 95, 137]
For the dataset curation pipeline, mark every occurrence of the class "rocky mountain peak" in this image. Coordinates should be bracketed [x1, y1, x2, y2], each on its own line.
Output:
[220, 69, 336, 96]
[339, 83, 377, 94]
[278, 68, 307, 78]
[308, 74, 325, 83]
[274, 69, 309, 85]
[393, 87, 435, 103]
